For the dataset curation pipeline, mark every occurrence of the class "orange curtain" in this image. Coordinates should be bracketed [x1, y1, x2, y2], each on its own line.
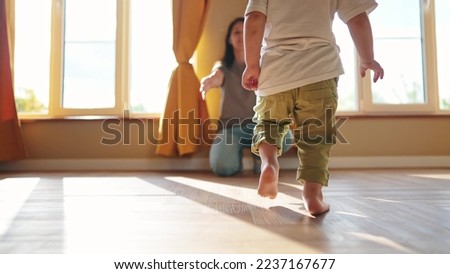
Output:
[0, 0, 27, 161]
[156, 0, 211, 157]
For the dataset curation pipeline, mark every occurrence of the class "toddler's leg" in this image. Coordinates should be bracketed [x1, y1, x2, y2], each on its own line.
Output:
[251, 90, 292, 198]
[292, 78, 338, 215]
[302, 181, 330, 215]
[257, 142, 279, 199]
[296, 144, 332, 215]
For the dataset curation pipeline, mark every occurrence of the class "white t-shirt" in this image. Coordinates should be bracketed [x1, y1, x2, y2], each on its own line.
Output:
[245, 0, 378, 96]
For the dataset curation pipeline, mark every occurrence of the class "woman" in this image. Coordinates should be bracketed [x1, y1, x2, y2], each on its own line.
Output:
[200, 17, 292, 176]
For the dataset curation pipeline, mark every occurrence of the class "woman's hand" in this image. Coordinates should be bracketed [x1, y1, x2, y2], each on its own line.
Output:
[199, 69, 224, 100]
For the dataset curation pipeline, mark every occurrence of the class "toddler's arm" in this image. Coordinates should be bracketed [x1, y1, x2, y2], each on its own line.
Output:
[346, 12, 384, 82]
[242, 11, 266, 90]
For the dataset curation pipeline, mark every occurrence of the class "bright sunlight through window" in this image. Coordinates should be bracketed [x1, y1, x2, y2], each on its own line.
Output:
[130, 0, 176, 114]
[14, 0, 51, 114]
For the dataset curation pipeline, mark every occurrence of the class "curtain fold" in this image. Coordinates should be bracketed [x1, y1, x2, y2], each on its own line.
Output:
[0, 0, 27, 161]
[156, 0, 211, 157]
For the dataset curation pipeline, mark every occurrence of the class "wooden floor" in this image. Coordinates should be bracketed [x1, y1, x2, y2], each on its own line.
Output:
[0, 168, 449, 254]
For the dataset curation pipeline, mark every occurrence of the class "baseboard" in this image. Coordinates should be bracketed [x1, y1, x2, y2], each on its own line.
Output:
[1, 156, 449, 172]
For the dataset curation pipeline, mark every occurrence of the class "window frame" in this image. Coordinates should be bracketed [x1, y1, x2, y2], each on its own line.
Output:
[16, 0, 449, 119]
[46, 0, 130, 118]
[357, 0, 445, 115]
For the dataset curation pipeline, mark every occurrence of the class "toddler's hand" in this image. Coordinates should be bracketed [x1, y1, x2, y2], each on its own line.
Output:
[360, 60, 384, 83]
[242, 66, 260, 90]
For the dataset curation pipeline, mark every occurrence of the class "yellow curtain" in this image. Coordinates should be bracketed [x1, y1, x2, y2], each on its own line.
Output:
[0, 0, 27, 161]
[156, 0, 211, 157]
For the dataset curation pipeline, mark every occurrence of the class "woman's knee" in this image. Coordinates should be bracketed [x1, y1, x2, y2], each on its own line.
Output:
[210, 158, 241, 176]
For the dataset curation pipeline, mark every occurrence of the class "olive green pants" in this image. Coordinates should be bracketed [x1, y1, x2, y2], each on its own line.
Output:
[252, 78, 338, 186]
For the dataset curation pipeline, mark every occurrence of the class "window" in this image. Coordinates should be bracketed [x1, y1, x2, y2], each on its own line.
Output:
[332, 0, 448, 114]
[14, 0, 175, 117]
[370, 1, 425, 105]
[55, 0, 119, 115]
[13, 1, 449, 117]
[130, 0, 175, 114]
[63, 0, 117, 109]
[14, 0, 52, 114]
[435, 0, 450, 110]
[362, 0, 432, 113]
[333, 19, 357, 112]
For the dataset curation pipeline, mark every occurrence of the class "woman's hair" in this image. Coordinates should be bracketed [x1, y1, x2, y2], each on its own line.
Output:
[221, 17, 244, 68]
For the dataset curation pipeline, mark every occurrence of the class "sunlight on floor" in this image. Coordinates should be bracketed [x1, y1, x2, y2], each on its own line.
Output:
[60, 176, 320, 253]
[164, 176, 311, 216]
[335, 211, 369, 218]
[62, 176, 175, 196]
[347, 232, 414, 253]
[62, 176, 177, 253]
[409, 173, 450, 181]
[364, 197, 405, 204]
[2, 171, 448, 253]
[0, 177, 40, 237]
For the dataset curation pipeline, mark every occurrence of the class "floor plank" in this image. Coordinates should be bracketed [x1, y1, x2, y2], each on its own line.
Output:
[0, 168, 449, 254]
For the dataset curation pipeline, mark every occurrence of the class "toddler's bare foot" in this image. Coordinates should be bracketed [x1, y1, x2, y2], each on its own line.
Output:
[302, 181, 330, 215]
[257, 161, 279, 199]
